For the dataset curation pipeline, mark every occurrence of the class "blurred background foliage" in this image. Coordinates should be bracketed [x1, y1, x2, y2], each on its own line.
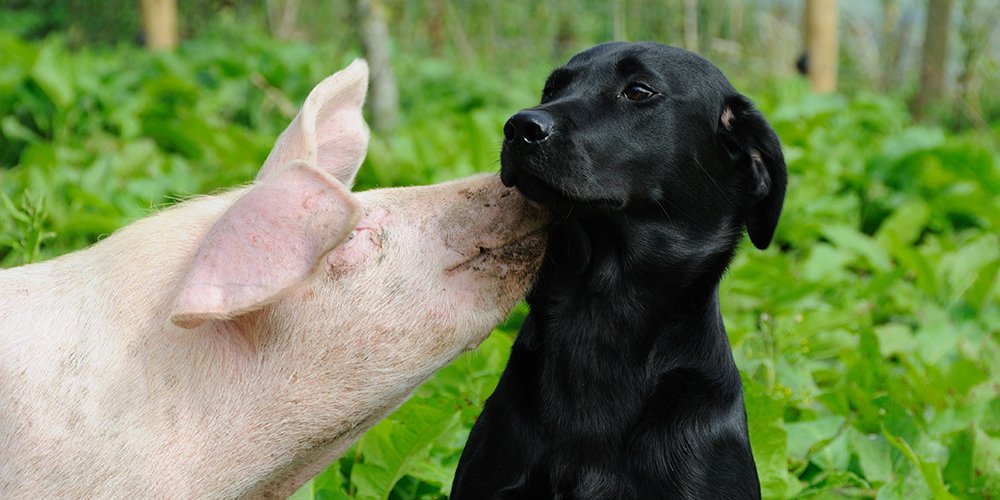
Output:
[0, 0, 998, 498]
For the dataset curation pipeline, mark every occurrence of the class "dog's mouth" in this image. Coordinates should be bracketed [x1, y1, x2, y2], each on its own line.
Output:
[508, 171, 569, 205]
[503, 168, 626, 214]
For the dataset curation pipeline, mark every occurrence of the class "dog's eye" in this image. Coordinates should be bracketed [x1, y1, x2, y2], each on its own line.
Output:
[621, 83, 656, 101]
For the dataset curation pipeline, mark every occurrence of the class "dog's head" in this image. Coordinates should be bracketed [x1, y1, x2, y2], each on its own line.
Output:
[501, 42, 786, 250]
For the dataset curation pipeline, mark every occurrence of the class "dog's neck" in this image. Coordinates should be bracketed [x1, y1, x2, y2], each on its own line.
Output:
[533, 212, 742, 316]
[521, 212, 745, 427]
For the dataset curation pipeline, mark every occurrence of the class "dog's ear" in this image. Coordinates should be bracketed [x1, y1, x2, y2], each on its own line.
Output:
[718, 94, 787, 250]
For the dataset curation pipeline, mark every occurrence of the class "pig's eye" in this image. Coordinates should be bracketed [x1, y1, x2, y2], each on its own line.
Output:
[328, 227, 377, 270]
[343, 227, 373, 247]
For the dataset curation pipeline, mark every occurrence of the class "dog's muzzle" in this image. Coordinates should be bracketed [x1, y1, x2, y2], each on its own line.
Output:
[504, 110, 554, 144]
[501, 109, 556, 188]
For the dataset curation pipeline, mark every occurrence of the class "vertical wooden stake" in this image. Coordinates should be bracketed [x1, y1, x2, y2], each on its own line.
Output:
[355, 0, 400, 133]
[684, 0, 700, 52]
[912, 0, 954, 121]
[612, 0, 627, 41]
[141, 0, 178, 51]
[805, 0, 838, 93]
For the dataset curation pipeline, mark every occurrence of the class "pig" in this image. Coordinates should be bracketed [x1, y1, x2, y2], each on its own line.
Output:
[0, 60, 547, 498]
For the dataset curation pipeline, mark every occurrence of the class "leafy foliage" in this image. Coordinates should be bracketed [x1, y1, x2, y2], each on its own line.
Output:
[0, 29, 997, 499]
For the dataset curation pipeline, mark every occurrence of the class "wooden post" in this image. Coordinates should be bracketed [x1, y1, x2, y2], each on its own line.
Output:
[355, 0, 400, 133]
[684, 0, 699, 52]
[141, 0, 178, 51]
[805, 0, 838, 93]
[912, 0, 954, 121]
[266, 0, 302, 41]
[612, 0, 627, 41]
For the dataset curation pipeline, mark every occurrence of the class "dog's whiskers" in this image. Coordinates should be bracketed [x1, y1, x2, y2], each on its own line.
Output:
[653, 199, 674, 225]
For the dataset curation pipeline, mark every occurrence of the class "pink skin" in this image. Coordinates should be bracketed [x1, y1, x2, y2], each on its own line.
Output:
[0, 60, 547, 498]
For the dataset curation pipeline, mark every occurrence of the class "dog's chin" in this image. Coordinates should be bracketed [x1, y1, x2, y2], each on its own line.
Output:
[510, 173, 570, 205]
[503, 168, 626, 215]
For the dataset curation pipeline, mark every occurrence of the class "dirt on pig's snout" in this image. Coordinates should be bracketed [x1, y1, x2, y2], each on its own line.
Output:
[434, 179, 548, 260]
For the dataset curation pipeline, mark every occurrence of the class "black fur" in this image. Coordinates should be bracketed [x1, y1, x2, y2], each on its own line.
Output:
[451, 42, 786, 499]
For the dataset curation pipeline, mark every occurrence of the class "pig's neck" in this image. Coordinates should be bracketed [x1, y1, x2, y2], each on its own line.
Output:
[87, 190, 415, 497]
[2, 189, 352, 497]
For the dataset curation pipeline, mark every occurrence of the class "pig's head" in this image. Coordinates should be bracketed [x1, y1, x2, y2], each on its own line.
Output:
[169, 60, 546, 360]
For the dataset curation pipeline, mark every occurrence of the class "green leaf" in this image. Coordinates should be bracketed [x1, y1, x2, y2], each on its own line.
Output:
[287, 480, 313, 500]
[942, 428, 975, 496]
[875, 199, 930, 250]
[939, 234, 999, 307]
[875, 478, 905, 499]
[289, 471, 350, 500]
[971, 427, 1000, 496]
[745, 380, 801, 498]
[350, 402, 461, 500]
[883, 428, 957, 500]
[822, 224, 893, 272]
[878, 127, 946, 163]
[914, 306, 960, 365]
[875, 323, 915, 358]
[30, 40, 74, 108]
[786, 416, 849, 470]
[407, 457, 454, 491]
[892, 242, 940, 298]
[852, 430, 894, 485]
[802, 243, 853, 282]
[1, 116, 40, 142]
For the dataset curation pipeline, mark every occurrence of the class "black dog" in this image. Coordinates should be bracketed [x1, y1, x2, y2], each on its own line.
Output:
[452, 42, 786, 499]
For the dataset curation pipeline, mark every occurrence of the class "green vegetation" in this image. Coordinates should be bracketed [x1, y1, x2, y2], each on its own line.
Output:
[1, 21, 998, 500]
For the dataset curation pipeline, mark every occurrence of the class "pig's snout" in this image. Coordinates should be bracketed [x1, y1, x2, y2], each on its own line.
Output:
[437, 175, 549, 269]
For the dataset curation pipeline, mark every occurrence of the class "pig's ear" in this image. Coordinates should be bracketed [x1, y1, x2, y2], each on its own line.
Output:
[171, 161, 361, 329]
[256, 59, 370, 187]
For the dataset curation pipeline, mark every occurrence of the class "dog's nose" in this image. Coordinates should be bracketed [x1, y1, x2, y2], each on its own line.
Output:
[504, 110, 554, 143]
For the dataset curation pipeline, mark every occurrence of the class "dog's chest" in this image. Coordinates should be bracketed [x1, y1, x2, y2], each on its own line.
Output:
[531, 316, 653, 432]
